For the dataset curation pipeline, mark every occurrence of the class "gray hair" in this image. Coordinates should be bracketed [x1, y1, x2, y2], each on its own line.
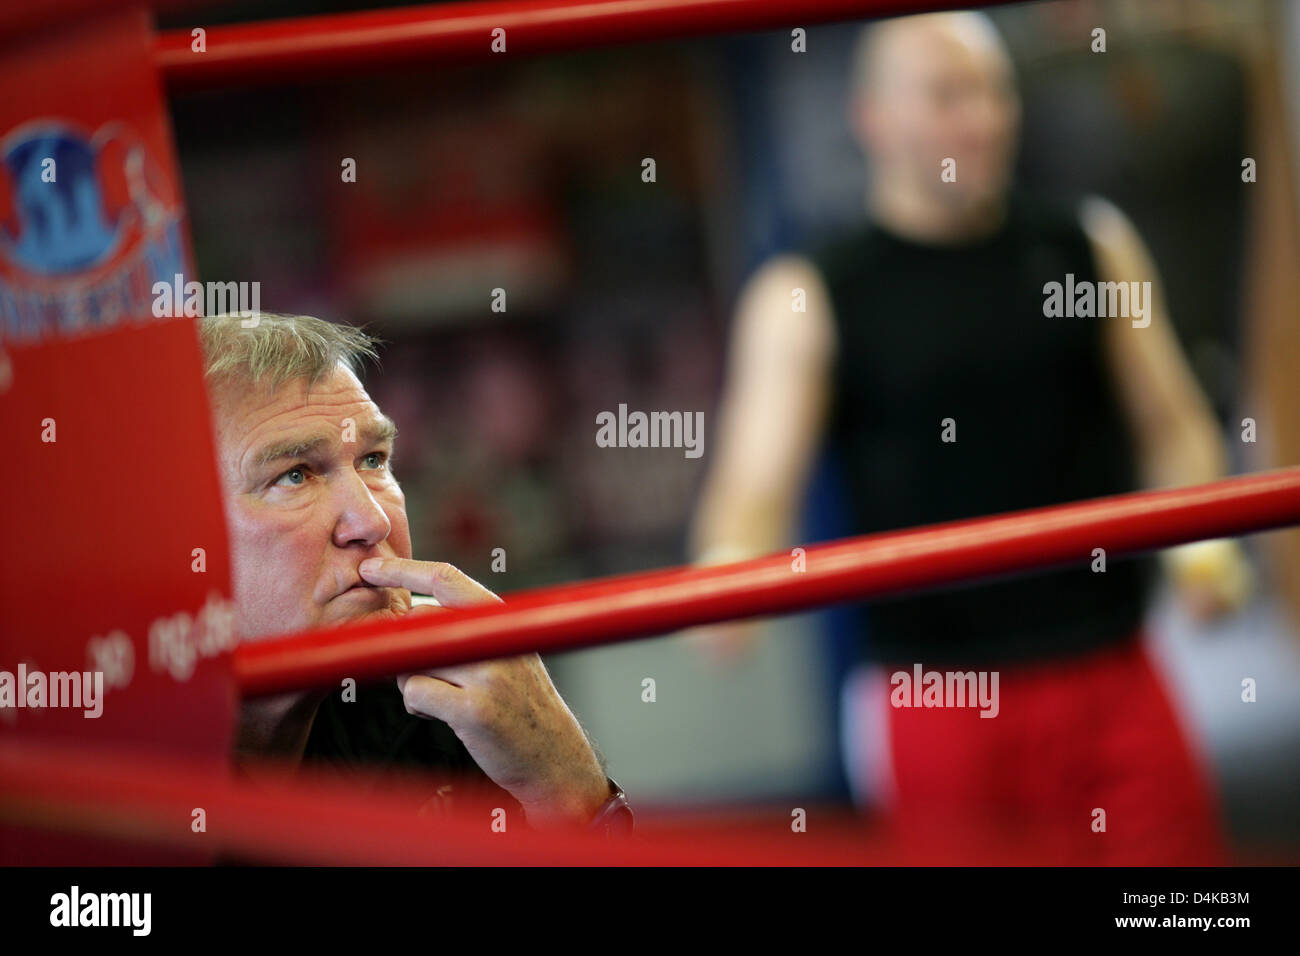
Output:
[199, 312, 380, 391]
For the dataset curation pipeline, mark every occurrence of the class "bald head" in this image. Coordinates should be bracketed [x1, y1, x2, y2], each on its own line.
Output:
[849, 12, 1020, 219]
[852, 11, 1012, 99]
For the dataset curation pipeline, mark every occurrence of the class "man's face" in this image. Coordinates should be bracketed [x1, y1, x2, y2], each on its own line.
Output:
[213, 363, 413, 641]
[856, 19, 1021, 209]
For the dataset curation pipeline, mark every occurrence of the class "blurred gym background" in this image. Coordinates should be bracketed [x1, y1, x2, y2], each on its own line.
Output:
[162, 0, 1300, 859]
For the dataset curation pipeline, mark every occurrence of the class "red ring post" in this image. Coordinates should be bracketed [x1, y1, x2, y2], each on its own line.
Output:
[236, 466, 1300, 698]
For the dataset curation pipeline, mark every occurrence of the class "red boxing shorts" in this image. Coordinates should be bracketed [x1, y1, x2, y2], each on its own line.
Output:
[842, 635, 1228, 865]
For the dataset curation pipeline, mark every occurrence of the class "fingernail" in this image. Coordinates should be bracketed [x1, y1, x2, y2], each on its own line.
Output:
[360, 559, 385, 574]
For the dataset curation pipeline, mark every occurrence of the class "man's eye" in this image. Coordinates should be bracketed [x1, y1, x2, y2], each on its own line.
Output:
[360, 452, 388, 471]
[274, 467, 308, 487]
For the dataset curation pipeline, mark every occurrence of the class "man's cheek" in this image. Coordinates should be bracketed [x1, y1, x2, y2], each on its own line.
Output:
[381, 488, 413, 559]
[229, 511, 320, 635]
[392, 523, 413, 560]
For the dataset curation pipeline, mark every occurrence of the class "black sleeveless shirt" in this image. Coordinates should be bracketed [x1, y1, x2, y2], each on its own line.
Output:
[811, 194, 1153, 668]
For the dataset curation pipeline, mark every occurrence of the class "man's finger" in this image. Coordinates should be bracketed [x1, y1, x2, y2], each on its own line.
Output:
[397, 669, 466, 693]
[398, 674, 465, 722]
[359, 558, 502, 608]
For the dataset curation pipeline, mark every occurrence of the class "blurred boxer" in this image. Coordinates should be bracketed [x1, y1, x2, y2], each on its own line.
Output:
[201, 312, 624, 830]
[690, 11, 1247, 862]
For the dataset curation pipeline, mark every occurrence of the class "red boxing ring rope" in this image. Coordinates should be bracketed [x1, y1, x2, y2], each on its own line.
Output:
[237, 466, 1300, 698]
[0, 738, 901, 865]
[154, 0, 983, 91]
[8, 468, 1299, 864]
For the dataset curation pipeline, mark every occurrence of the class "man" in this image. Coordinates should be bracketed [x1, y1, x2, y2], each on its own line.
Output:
[201, 311, 630, 832]
[689, 12, 1248, 862]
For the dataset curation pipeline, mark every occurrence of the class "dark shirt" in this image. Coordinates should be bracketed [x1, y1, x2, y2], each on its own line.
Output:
[212, 684, 519, 864]
[810, 193, 1154, 668]
[302, 680, 522, 814]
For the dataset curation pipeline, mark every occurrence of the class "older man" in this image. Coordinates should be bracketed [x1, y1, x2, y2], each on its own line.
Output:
[201, 312, 629, 832]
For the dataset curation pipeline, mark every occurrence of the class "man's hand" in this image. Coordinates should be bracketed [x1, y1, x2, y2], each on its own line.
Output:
[1164, 539, 1254, 624]
[357, 557, 610, 829]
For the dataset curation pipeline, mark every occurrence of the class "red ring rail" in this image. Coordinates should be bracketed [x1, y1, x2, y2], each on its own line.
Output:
[0, 737, 900, 865]
[0, 735, 1096, 865]
[236, 466, 1300, 698]
[155, 0, 980, 91]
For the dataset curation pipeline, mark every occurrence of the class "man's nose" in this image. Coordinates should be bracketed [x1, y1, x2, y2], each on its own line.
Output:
[331, 469, 392, 549]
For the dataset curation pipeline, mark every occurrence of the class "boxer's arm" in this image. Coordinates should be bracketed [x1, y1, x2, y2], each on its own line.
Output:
[1083, 196, 1251, 615]
[1082, 196, 1227, 490]
[689, 254, 837, 565]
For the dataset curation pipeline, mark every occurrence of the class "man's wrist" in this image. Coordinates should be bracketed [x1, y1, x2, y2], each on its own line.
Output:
[519, 770, 609, 828]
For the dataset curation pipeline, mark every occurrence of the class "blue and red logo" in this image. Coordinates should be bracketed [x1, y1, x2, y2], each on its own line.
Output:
[0, 120, 185, 343]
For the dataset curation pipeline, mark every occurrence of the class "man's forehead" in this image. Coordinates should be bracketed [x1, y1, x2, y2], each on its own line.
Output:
[214, 366, 389, 455]
[218, 365, 369, 420]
